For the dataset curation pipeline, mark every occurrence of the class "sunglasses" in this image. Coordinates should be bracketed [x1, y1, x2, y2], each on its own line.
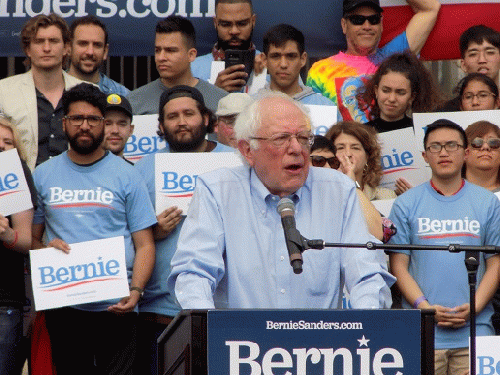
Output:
[470, 137, 500, 149]
[310, 155, 340, 169]
[345, 14, 382, 26]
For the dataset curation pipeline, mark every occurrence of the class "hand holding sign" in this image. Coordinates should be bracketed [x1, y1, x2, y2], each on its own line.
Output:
[0, 214, 16, 245]
[154, 206, 183, 240]
[47, 238, 71, 254]
[394, 177, 413, 195]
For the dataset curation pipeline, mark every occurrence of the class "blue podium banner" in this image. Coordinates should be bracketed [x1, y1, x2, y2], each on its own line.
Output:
[207, 309, 421, 375]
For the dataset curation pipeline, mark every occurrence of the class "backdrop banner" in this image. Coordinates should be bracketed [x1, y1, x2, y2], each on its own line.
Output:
[1, 1, 499, 59]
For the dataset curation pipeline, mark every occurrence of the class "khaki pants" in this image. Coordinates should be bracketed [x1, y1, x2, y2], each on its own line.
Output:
[435, 348, 469, 375]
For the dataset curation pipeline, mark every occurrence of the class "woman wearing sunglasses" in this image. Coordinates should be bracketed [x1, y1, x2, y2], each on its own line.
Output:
[310, 135, 391, 242]
[459, 73, 500, 111]
[464, 121, 500, 193]
[464, 121, 500, 337]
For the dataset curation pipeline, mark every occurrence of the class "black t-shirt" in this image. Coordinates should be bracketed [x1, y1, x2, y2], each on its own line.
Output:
[0, 160, 37, 307]
[366, 116, 414, 133]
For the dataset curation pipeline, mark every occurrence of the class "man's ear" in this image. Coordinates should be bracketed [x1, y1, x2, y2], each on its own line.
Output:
[300, 52, 307, 69]
[188, 48, 197, 63]
[341, 17, 347, 35]
[459, 59, 468, 74]
[422, 150, 429, 164]
[237, 139, 255, 167]
[261, 53, 267, 68]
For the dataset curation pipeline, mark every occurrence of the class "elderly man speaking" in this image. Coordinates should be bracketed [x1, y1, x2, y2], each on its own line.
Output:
[168, 91, 394, 310]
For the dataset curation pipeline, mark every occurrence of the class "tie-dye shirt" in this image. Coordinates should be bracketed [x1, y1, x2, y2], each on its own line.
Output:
[306, 32, 409, 123]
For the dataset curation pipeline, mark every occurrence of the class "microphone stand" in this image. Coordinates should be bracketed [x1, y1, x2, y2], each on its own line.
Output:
[292, 236, 498, 375]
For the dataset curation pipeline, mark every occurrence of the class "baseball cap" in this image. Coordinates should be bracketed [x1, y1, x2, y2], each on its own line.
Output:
[105, 94, 133, 120]
[216, 93, 253, 117]
[159, 85, 205, 113]
[343, 0, 383, 15]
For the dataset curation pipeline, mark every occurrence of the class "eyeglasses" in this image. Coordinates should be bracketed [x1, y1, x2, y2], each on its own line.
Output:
[345, 14, 382, 26]
[426, 141, 464, 153]
[462, 91, 496, 102]
[310, 155, 340, 169]
[218, 116, 237, 127]
[64, 115, 104, 128]
[470, 137, 500, 149]
[250, 131, 314, 148]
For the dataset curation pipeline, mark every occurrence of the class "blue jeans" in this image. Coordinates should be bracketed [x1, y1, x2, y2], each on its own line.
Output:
[0, 306, 23, 375]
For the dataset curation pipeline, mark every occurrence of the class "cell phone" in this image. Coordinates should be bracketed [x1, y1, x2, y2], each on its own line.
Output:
[224, 49, 255, 83]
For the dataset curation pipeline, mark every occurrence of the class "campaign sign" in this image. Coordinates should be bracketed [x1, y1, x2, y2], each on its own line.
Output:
[372, 198, 396, 218]
[208, 309, 421, 375]
[306, 104, 338, 136]
[413, 110, 500, 145]
[155, 152, 241, 214]
[29, 236, 129, 311]
[0, 149, 33, 216]
[123, 114, 166, 163]
[476, 336, 500, 375]
[378, 128, 429, 190]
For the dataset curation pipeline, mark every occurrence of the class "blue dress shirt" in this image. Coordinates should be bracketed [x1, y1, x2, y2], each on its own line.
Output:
[168, 165, 395, 310]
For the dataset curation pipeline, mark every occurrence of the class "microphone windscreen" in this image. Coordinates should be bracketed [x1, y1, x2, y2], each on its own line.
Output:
[277, 198, 295, 216]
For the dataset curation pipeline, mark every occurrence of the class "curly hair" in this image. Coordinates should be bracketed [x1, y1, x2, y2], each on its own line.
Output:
[325, 121, 383, 188]
[360, 52, 443, 119]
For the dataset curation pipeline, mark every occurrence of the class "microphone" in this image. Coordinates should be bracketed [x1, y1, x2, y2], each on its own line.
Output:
[277, 198, 304, 274]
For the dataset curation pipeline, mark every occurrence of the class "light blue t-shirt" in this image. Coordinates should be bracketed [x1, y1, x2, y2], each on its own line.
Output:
[168, 166, 395, 310]
[98, 73, 130, 97]
[388, 181, 500, 349]
[134, 142, 234, 316]
[33, 152, 157, 312]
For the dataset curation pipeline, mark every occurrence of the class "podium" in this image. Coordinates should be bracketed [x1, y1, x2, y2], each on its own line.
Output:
[158, 309, 435, 375]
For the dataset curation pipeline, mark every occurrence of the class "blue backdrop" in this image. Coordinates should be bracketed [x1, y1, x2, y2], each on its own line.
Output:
[0, 0, 346, 57]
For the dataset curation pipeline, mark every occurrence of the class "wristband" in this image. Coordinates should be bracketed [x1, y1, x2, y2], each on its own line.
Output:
[413, 296, 427, 309]
[130, 286, 144, 297]
[4, 230, 18, 249]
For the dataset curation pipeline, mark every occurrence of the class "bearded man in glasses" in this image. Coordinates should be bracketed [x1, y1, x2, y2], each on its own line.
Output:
[168, 91, 395, 310]
[307, 0, 440, 122]
[32, 83, 156, 374]
[387, 119, 500, 375]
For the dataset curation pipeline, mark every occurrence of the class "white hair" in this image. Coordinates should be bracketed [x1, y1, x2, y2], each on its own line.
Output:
[233, 90, 311, 149]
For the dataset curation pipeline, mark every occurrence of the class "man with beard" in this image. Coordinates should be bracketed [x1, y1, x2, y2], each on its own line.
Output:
[68, 16, 130, 96]
[128, 15, 227, 115]
[0, 13, 83, 171]
[191, 0, 264, 93]
[32, 83, 156, 375]
[103, 93, 135, 159]
[134, 85, 233, 374]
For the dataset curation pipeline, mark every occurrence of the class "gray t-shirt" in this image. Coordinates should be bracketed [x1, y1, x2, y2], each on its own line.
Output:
[128, 78, 227, 115]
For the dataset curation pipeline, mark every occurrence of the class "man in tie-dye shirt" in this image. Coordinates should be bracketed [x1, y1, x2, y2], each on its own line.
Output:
[307, 0, 440, 122]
